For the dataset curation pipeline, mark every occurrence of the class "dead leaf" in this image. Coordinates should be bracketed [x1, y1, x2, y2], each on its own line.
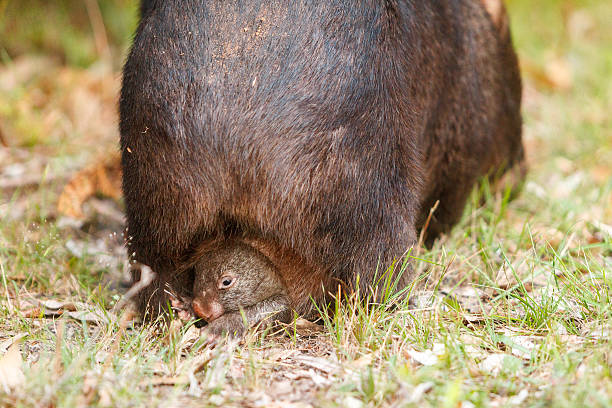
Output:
[290, 318, 325, 336]
[0, 338, 26, 393]
[509, 336, 537, 360]
[57, 151, 122, 219]
[0, 172, 63, 190]
[178, 324, 202, 348]
[351, 353, 374, 369]
[38, 299, 78, 311]
[65, 310, 109, 324]
[21, 299, 111, 324]
[408, 382, 434, 403]
[403, 345, 444, 367]
[284, 368, 330, 386]
[342, 396, 364, 408]
[292, 354, 339, 374]
[478, 354, 507, 375]
[509, 389, 529, 405]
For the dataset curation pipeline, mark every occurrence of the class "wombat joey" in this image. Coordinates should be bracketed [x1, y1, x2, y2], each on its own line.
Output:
[175, 240, 292, 339]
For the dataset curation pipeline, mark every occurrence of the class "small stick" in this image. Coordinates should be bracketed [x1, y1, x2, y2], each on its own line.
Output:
[112, 263, 156, 313]
[0, 257, 13, 313]
[416, 200, 440, 254]
[0, 126, 8, 147]
[54, 320, 65, 377]
[84, 0, 111, 61]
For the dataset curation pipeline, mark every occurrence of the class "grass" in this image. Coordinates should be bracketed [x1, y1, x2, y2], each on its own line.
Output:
[1, 0, 611, 406]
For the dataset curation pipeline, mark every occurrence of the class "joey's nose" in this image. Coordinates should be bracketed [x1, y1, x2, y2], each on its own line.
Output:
[192, 297, 224, 322]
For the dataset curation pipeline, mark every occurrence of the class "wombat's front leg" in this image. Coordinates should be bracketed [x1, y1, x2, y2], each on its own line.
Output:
[201, 295, 292, 340]
[170, 296, 195, 322]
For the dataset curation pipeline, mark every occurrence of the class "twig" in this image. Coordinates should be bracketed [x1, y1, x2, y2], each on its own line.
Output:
[112, 263, 156, 313]
[84, 0, 111, 61]
[0, 258, 13, 313]
[416, 200, 440, 254]
[54, 320, 65, 377]
[0, 126, 7, 147]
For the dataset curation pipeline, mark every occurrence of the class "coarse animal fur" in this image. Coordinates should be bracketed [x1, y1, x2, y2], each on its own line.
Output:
[120, 0, 524, 319]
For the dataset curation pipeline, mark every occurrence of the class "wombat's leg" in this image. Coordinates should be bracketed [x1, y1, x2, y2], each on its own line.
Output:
[201, 295, 292, 339]
[489, 148, 528, 200]
[421, 180, 475, 248]
[169, 295, 196, 322]
[423, 157, 526, 248]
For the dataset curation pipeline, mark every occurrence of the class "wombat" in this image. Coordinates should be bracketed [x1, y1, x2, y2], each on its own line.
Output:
[120, 0, 524, 320]
[171, 237, 332, 336]
[175, 239, 292, 337]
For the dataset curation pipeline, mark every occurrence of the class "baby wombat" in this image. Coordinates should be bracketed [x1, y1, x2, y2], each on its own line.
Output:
[185, 240, 291, 337]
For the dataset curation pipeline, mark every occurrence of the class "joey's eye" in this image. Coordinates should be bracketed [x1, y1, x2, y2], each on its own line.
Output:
[218, 276, 235, 289]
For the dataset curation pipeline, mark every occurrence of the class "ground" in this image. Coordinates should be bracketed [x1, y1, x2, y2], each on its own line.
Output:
[0, 0, 611, 406]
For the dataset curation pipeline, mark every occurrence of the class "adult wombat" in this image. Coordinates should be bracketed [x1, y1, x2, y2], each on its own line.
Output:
[120, 0, 524, 319]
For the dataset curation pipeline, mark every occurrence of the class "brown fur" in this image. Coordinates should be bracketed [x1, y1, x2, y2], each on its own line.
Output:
[120, 0, 524, 319]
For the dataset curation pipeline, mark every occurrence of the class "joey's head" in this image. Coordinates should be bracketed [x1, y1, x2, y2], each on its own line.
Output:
[191, 240, 286, 323]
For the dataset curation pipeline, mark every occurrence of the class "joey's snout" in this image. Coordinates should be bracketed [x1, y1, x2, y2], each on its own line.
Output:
[192, 296, 224, 322]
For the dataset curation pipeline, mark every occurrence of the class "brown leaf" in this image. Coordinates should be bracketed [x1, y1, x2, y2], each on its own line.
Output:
[292, 354, 339, 374]
[56, 151, 122, 219]
[478, 354, 507, 375]
[289, 318, 325, 336]
[403, 344, 445, 366]
[21, 299, 111, 324]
